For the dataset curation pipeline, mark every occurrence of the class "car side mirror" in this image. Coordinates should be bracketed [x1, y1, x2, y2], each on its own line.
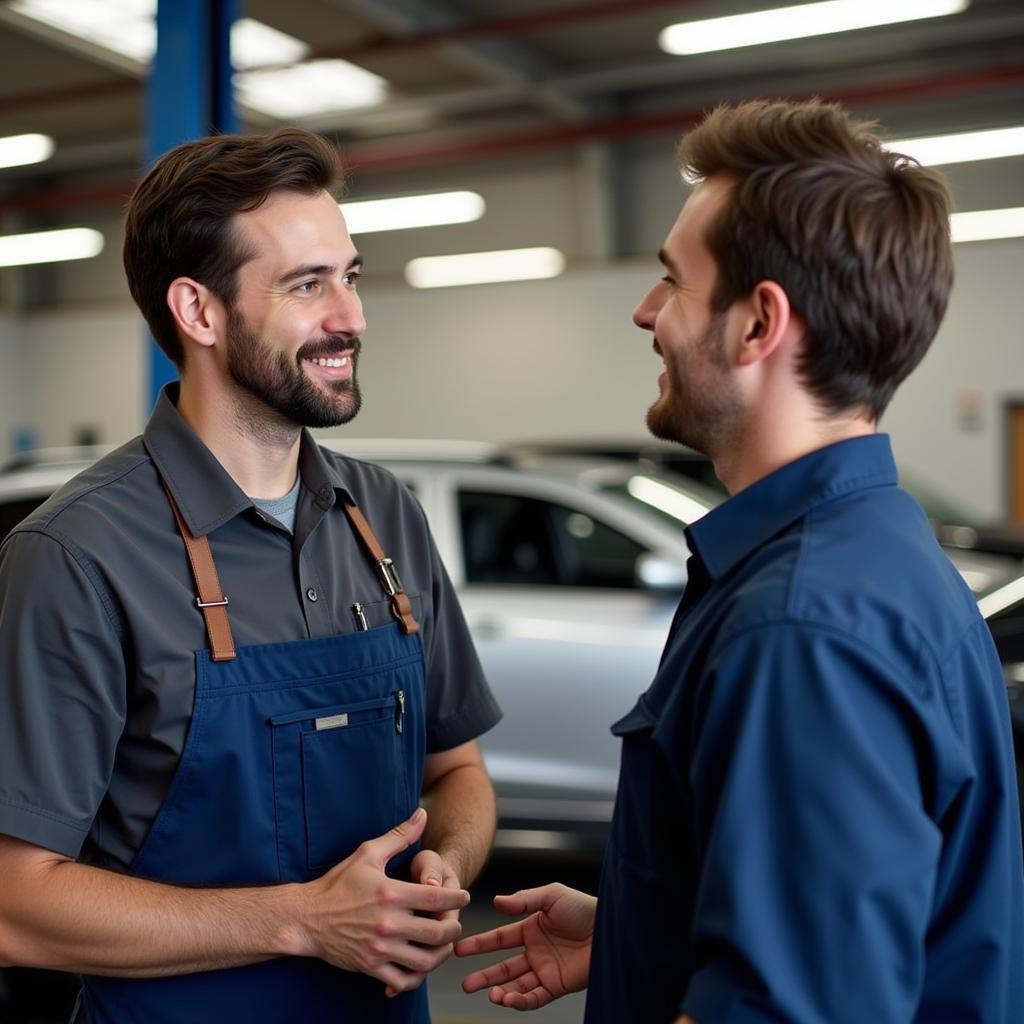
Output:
[635, 552, 687, 592]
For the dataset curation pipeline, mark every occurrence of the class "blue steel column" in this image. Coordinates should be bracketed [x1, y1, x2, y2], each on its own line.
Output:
[146, 0, 238, 408]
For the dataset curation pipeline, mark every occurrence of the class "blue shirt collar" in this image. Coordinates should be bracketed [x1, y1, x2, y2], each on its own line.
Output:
[686, 434, 898, 580]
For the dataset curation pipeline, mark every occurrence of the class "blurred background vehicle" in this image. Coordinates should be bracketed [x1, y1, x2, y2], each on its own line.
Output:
[509, 438, 1024, 591]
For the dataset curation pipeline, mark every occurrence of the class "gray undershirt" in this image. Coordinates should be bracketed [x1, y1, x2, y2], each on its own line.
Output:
[251, 475, 301, 533]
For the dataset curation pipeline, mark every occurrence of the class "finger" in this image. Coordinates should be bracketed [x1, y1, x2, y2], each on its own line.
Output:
[455, 918, 526, 957]
[361, 807, 428, 869]
[492, 884, 565, 918]
[386, 940, 454, 974]
[410, 849, 445, 887]
[388, 913, 462, 948]
[461, 952, 531, 993]
[497, 986, 554, 1011]
[390, 878, 470, 914]
[373, 962, 425, 996]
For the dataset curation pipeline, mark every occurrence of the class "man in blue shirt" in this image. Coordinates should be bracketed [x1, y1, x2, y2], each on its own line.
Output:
[456, 100, 1024, 1022]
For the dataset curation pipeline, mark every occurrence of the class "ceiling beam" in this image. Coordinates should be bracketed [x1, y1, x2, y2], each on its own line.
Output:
[323, 0, 596, 122]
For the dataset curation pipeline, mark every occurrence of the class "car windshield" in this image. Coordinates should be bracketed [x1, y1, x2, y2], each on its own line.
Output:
[596, 473, 723, 531]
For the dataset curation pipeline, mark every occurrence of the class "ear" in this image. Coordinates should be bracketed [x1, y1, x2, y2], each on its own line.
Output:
[736, 280, 793, 367]
[166, 277, 225, 352]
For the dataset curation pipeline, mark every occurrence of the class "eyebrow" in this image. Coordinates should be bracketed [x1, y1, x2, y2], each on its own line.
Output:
[275, 255, 363, 288]
[657, 248, 681, 278]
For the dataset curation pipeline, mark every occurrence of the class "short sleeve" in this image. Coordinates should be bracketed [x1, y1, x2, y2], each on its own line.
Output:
[0, 530, 127, 857]
[680, 623, 941, 1024]
[421, 528, 502, 753]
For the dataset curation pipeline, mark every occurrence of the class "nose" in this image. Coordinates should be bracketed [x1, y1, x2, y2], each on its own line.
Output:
[633, 283, 661, 332]
[323, 284, 366, 340]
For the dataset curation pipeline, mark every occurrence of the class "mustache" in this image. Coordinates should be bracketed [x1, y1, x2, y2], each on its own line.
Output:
[297, 336, 362, 361]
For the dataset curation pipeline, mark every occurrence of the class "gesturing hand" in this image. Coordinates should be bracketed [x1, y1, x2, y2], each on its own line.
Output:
[455, 883, 596, 1010]
[297, 807, 470, 995]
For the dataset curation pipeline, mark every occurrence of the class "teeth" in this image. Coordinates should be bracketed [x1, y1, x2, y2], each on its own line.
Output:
[311, 356, 349, 368]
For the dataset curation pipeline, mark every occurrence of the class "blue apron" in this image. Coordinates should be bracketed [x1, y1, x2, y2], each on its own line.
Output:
[77, 486, 431, 1023]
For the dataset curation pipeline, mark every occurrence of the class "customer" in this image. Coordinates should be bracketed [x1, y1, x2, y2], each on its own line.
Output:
[457, 99, 1024, 1024]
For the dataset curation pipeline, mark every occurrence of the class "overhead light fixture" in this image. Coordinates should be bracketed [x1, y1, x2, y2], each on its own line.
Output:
[950, 208, 1024, 244]
[232, 18, 387, 118]
[659, 0, 968, 55]
[9, 0, 155, 62]
[7, 3, 387, 118]
[0, 133, 54, 170]
[343, 192, 485, 235]
[886, 126, 1024, 166]
[405, 247, 566, 289]
[0, 227, 104, 268]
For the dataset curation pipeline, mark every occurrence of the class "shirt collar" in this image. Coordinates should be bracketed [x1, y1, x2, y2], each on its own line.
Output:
[143, 383, 353, 536]
[685, 434, 898, 581]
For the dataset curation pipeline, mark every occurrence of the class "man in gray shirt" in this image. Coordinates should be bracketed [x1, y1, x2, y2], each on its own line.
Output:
[0, 128, 501, 1023]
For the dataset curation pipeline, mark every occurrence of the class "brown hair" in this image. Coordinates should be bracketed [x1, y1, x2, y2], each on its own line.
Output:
[123, 128, 344, 367]
[678, 99, 953, 419]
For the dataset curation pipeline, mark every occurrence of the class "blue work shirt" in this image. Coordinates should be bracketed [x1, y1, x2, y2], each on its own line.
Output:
[586, 435, 1023, 1024]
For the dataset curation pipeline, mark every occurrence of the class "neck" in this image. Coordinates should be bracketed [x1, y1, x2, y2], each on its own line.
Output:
[714, 407, 875, 495]
[177, 374, 302, 499]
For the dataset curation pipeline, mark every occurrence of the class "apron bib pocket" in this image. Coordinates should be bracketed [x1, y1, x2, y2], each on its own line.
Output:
[271, 693, 409, 876]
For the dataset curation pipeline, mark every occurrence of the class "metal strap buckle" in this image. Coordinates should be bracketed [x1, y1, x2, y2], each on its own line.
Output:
[196, 596, 230, 609]
[377, 558, 404, 597]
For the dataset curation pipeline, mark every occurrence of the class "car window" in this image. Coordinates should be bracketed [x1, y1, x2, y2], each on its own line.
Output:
[0, 496, 48, 543]
[458, 489, 648, 588]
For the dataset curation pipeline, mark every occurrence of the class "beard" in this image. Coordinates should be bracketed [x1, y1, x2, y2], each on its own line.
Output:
[225, 306, 362, 429]
[646, 310, 745, 456]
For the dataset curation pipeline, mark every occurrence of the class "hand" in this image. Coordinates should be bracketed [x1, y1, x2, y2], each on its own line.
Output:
[456, 883, 596, 1010]
[296, 808, 470, 995]
[382, 847, 464, 997]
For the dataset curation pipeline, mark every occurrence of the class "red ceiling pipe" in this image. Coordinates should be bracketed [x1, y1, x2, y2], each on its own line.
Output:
[1, 65, 1022, 213]
[345, 65, 1024, 175]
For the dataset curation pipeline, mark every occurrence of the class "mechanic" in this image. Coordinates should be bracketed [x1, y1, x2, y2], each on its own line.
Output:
[0, 128, 501, 1023]
[456, 99, 1024, 1023]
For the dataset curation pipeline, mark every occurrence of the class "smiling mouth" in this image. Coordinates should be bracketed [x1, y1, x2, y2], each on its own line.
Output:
[305, 354, 351, 368]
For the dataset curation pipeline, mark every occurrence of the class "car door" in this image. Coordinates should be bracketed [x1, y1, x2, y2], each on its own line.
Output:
[448, 472, 684, 838]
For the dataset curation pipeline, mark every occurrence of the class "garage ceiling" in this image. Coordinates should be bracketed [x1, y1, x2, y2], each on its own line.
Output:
[0, 0, 1021, 220]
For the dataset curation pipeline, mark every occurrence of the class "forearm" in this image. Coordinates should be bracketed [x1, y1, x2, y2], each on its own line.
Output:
[420, 762, 496, 886]
[0, 842, 304, 976]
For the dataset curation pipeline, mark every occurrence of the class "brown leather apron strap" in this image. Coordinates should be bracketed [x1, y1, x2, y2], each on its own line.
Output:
[343, 501, 421, 636]
[161, 482, 237, 662]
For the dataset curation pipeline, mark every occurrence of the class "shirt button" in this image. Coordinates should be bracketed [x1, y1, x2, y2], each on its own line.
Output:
[306, 587, 318, 602]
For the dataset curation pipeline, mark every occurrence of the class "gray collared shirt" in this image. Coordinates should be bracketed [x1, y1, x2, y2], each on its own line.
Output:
[0, 385, 501, 870]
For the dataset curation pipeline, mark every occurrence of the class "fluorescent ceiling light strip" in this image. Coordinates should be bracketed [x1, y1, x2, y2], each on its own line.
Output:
[343, 192, 485, 234]
[0, 227, 104, 267]
[405, 247, 565, 289]
[950, 208, 1024, 243]
[0, 133, 54, 169]
[886, 126, 1024, 166]
[10, 3, 387, 118]
[659, 0, 968, 55]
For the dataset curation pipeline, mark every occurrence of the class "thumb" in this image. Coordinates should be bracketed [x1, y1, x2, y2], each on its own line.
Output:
[363, 807, 427, 868]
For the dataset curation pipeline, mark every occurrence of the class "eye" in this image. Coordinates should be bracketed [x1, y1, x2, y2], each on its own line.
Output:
[343, 268, 361, 288]
[295, 279, 320, 295]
